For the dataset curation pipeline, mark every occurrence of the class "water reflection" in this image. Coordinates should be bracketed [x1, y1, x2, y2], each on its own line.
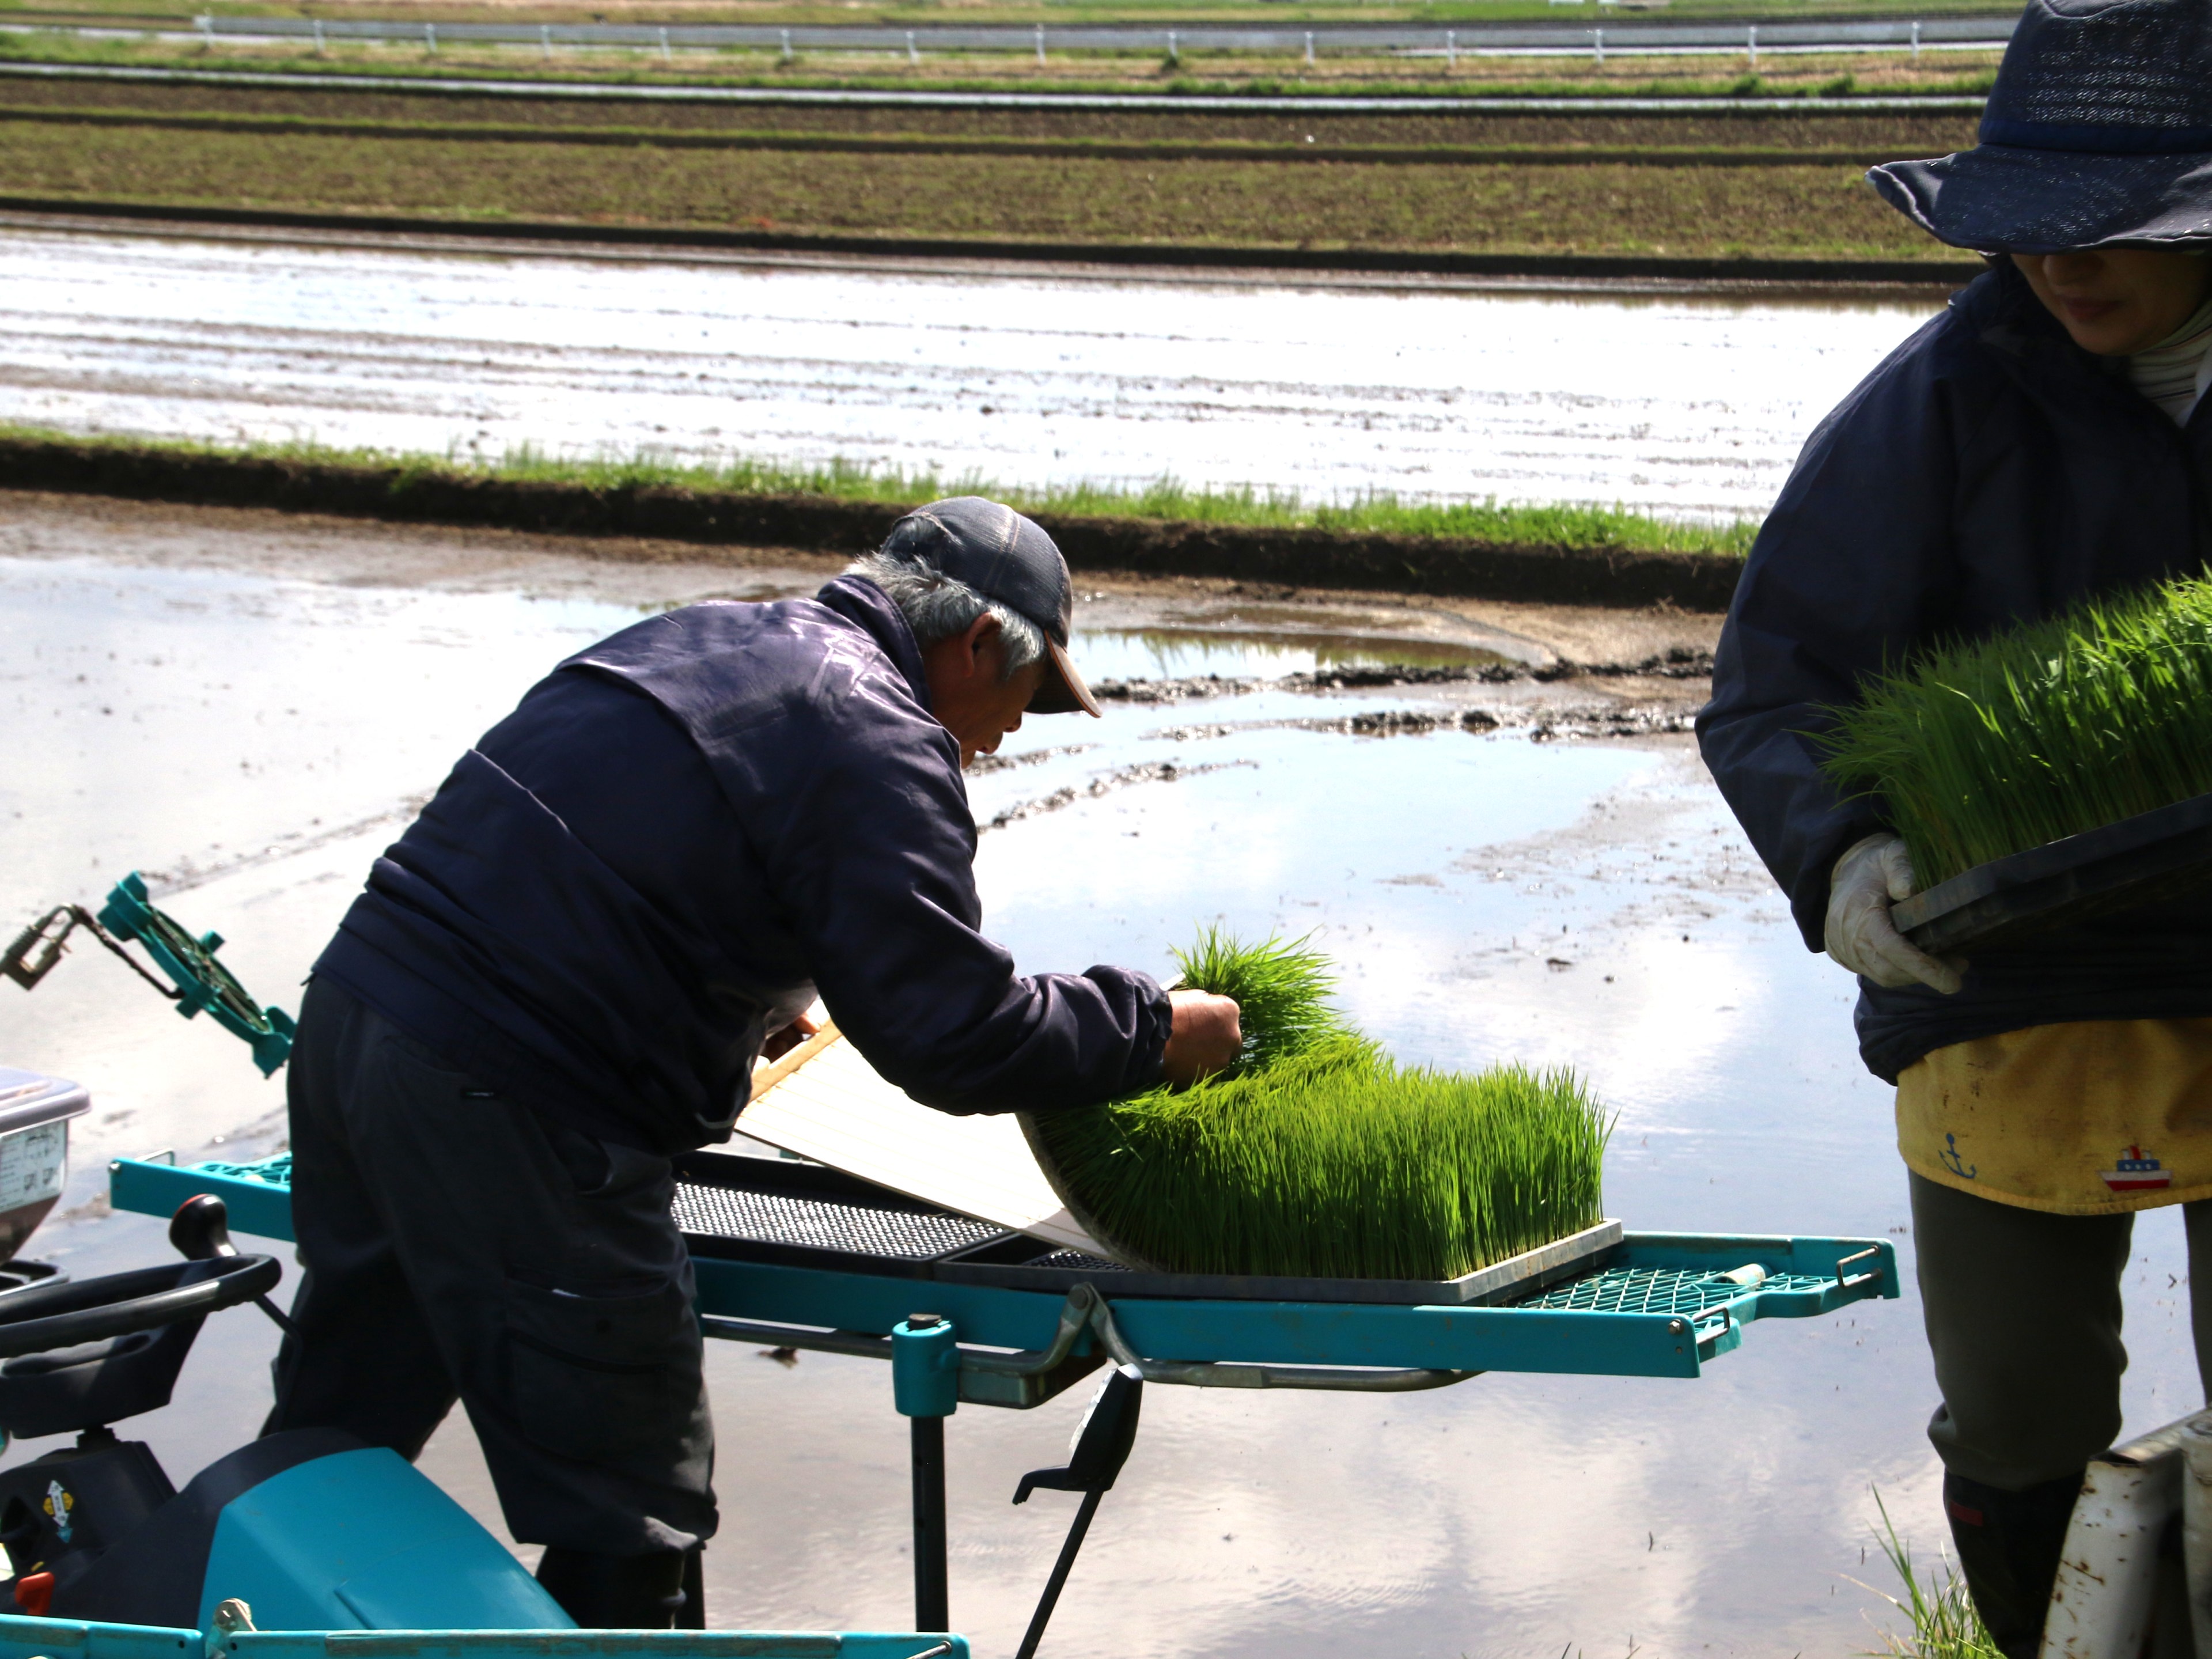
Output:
[6, 540, 2204, 1658]
[1073, 626, 1503, 681]
[0, 228, 1942, 521]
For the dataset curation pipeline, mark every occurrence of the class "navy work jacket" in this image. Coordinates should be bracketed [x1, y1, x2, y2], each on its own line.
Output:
[1698, 262, 2212, 1084]
[315, 575, 1172, 1154]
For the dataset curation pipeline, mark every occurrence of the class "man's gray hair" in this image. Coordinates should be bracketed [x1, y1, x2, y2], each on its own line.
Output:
[848, 549, 1048, 681]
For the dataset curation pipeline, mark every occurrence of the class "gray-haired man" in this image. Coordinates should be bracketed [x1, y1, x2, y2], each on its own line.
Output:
[270, 498, 1243, 1626]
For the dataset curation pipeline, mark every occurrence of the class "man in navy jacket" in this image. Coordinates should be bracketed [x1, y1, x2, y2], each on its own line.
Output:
[268, 498, 1242, 1626]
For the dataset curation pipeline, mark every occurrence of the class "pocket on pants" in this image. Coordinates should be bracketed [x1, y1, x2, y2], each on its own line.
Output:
[501, 1276, 698, 1464]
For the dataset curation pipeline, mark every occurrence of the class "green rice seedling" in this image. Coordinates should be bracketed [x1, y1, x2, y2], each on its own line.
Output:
[1856, 1492, 1999, 1659]
[1817, 576, 2212, 888]
[1022, 931, 1611, 1279]
[1167, 926, 1346, 1069]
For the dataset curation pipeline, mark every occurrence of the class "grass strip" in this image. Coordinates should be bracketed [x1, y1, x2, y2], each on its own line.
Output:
[1863, 1493, 1999, 1658]
[0, 425, 1760, 558]
[0, 115, 1938, 261]
[1022, 930, 1612, 1279]
[1818, 577, 2212, 888]
[0, 105, 1941, 166]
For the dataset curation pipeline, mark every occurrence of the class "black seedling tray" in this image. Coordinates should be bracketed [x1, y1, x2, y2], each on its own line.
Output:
[672, 1151, 1622, 1307]
[1892, 788, 2212, 955]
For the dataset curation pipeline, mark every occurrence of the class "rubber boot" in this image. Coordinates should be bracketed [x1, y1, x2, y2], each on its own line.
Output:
[536, 1546, 695, 1629]
[1942, 1469, 2083, 1659]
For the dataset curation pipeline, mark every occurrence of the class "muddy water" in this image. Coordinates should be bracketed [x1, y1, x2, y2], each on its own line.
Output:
[4, 512, 2206, 1657]
[0, 226, 1943, 522]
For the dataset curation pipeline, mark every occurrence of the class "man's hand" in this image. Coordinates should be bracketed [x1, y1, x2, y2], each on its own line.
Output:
[1825, 832, 1965, 994]
[1162, 989, 1242, 1086]
[762, 1010, 823, 1061]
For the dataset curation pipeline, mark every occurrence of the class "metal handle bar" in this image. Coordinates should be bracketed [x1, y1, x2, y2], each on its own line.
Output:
[0, 1255, 281, 1360]
[706, 1280, 1479, 1393]
[1078, 1287, 1478, 1391]
[1834, 1247, 1883, 1291]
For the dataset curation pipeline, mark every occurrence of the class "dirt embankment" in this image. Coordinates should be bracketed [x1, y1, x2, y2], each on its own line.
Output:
[0, 435, 1747, 612]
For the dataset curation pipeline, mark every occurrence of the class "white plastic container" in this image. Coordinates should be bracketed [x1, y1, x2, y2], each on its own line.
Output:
[0, 1069, 90, 1261]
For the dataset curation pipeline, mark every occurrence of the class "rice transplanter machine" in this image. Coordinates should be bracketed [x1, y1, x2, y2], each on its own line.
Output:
[4, 874, 1900, 1651]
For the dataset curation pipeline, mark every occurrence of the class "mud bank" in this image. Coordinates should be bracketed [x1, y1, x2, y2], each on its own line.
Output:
[0, 435, 1748, 611]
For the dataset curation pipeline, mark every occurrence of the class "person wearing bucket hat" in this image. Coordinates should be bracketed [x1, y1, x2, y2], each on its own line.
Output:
[1699, 3, 2212, 1651]
[268, 496, 1242, 1627]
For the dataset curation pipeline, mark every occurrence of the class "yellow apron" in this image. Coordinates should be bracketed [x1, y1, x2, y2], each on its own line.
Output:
[1896, 1018, 2212, 1215]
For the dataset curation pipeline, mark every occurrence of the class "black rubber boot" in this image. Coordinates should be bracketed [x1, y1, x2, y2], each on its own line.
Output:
[536, 1546, 698, 1629]
[1943, 1469, 2084, 1659]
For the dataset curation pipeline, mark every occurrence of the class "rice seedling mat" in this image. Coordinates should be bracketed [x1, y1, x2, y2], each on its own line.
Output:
[662, 1152, 1618, 1306]
[734, 1014, 1622, 1304]
[1890, 786, 2212, 955]
[933, 1217, 1624, 1306]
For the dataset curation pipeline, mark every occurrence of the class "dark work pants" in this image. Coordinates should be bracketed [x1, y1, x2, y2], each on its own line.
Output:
[1911, 1172, 2212, 1488]
[264, 978, 717, 1558]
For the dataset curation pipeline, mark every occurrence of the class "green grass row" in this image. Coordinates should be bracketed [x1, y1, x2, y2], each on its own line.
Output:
[0, 33, 2004, 100]
[0, 425, 1763, 558]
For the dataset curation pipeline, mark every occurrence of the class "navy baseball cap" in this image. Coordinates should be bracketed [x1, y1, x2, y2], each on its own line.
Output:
[878, 497, 1101, 718]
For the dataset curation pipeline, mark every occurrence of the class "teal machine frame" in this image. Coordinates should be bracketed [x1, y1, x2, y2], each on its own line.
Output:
[110, 1151, 1899, 1640]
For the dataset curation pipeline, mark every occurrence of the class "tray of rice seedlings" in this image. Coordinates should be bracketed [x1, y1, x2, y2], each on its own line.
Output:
[1819, 575, 2212, 956]
[995, 930, 1618, 1308]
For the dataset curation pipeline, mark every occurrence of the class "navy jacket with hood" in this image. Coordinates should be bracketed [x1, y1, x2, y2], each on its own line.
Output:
[314, 575, 1173, 1154]
[1698, 262, 2212, 1084]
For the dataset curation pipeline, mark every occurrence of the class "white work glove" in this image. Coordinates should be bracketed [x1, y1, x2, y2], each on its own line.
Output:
[1823, 832, 1964, 995]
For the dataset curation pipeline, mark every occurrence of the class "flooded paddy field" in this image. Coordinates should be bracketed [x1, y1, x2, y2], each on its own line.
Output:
[3, 495, 2206, 1658]
[0, 224, 1944, 521]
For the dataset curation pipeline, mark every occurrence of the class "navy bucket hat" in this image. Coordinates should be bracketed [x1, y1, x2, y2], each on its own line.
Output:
[1869, 0, 2212, 255]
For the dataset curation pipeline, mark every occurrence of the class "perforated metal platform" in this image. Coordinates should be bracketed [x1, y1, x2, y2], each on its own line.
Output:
[1519, 1265, 1838, 1316]
[673, 1179, 1006, 1262]
[1027, 1249, 1128, 1273]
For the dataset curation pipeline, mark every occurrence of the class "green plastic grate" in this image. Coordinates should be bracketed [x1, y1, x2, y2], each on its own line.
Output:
[1518, 1265, 1838, 1316]
[198, 1154, 293, 1185]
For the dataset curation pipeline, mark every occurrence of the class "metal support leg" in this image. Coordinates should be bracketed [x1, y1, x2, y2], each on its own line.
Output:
[911, 1415, 949, 1631]
[893, 1312, 960, 1631]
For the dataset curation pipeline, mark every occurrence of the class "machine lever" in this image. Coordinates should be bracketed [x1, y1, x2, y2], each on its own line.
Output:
[1011, 1363, 1144, 1658]
[170, 1195, 297, 1339]
[1012, 1488, 1104, 1659]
